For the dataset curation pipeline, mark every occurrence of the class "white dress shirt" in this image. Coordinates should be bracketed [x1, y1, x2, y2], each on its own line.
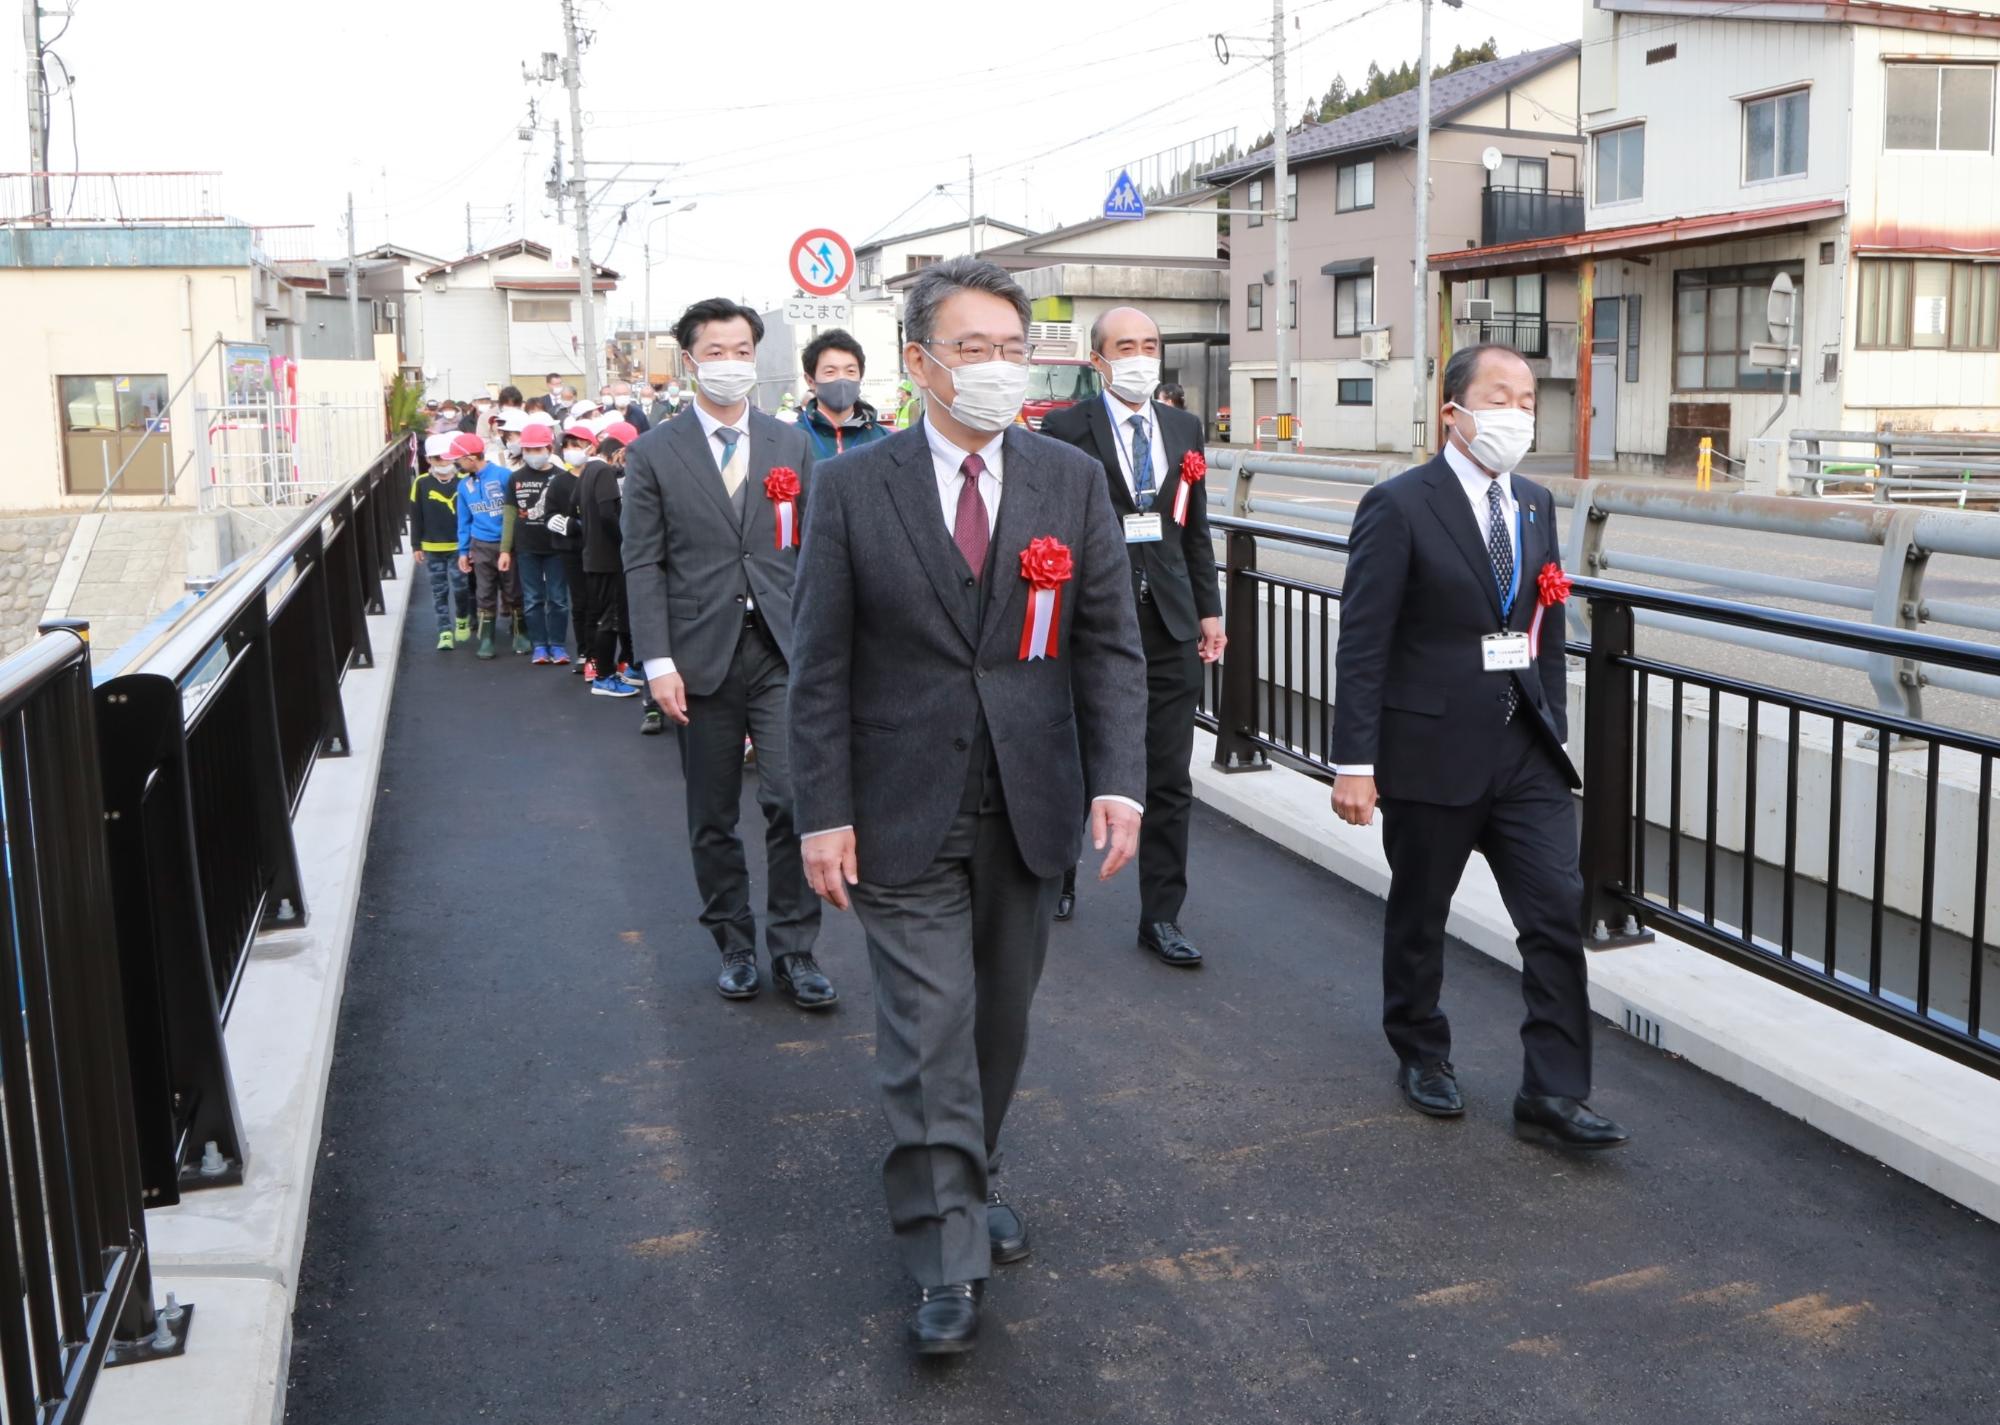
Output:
[804, 420, 1141, 840]
[643, 398, 755, 682]
[1336, 438, 1521, 780]
[1100, 391, 1169, 507]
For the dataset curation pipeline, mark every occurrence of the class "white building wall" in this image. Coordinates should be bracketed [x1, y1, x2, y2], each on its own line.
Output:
[1589, 225, 1847, 462]
[1581, 15, 1853, 228]
[1839, 23, 2000, 429]
[414, 290, 510, 401]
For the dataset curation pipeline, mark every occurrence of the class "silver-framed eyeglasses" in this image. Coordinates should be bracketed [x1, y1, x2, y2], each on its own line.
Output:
[921, 338, 1036, 365]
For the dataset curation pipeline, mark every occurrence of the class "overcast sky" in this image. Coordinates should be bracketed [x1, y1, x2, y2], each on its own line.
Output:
[8, 0, 1588, 322]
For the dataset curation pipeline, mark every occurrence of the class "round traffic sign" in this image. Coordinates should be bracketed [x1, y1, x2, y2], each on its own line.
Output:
[789, 229, 854, 298]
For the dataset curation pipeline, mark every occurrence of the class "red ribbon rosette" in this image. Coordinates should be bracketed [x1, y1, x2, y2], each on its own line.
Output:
[765, 466, 801, 549]
[1528, 561, 1571, 657]
[1172, 449, 1206, 525]
[1017, 535, 1074, 661]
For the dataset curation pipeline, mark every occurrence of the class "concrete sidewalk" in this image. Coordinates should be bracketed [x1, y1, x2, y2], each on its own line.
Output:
[284, 590, 1999, 1425]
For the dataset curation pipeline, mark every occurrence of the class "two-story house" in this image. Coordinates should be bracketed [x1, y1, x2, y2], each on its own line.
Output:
[1204, 42, 1584, 453]
[1432, 0, 2000, 475]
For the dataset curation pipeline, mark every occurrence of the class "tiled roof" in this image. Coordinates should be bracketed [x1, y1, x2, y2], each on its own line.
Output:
[1202, 41, 1579, 186]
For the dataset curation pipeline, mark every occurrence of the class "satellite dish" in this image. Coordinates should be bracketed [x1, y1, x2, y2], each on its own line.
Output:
[1481, 146, 1504, 173]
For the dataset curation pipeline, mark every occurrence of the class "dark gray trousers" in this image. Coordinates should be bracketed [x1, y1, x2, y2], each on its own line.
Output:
[851, 811, 1059, 1287]
[677, 620, 819, 961]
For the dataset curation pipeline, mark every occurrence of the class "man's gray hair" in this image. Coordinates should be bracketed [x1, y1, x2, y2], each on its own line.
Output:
[1441, 343, 1531, 406]
[903, 257, 1031, 350]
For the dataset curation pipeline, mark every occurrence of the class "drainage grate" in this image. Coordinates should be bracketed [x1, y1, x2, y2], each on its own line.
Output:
[1623, 1008, 1663, 1049]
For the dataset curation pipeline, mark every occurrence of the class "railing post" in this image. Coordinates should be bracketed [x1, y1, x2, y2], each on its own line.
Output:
[1580, 595, 1653, 949]
[1211, 528, 1270, 773]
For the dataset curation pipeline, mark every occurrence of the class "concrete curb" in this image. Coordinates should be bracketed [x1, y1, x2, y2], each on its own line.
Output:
[90, 554, 416, 1425]
[1189, 730, 2000, 1224]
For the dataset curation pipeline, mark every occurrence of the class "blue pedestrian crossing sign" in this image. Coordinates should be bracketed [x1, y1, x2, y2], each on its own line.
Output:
[1102, 170, 1146, 222]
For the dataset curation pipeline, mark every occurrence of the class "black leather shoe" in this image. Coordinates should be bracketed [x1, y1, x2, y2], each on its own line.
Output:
[1398, 1060, 1465, 1118]
[911, 1282, 979, 1355]
[1139, 921, 1203, 967]
[1054, 868, 1077, 922]
[716, 951, 759, 1001]
[987, 1191, 1031, 1265]
[1513, 1094, 1630, 1150]
[772, 953, 838, 1010]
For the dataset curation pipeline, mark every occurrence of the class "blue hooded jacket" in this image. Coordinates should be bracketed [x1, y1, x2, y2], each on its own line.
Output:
[456, 462, 516, 552]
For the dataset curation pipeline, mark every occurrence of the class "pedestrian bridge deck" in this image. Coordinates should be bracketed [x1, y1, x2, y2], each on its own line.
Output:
[284, 596, 1999, 1424]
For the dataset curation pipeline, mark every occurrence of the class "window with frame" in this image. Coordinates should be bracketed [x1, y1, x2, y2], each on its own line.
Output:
[1744, 88, 1809, 182]
[1334, 272, 1374, 337]
[1285, 172, 1298, 221]
[59, 373, 171, 495]
[1248, 179, 1265, 227]
[1247, 282, 1264, 331]
[1593, 124, 1645, 204]
[905, 254, 941, 273]
[1495, 156, 1548, 190]
[1337, 378, 1373, 406]
[511, 298, 572, 322]
[1467, 274, 1544, 349]
[1856, 257, 2000, 351]
[1672, 262, 1805, 392]
[1885, 64, 1995, 152]
[1336, 160, 1375, 213]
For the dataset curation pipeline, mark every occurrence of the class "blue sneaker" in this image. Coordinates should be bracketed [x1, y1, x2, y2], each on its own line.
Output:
[617, 667, 646, 688]
[591, 676, 639, 698]
[550, 645, 571, 665]
[531, 645, 552, 665]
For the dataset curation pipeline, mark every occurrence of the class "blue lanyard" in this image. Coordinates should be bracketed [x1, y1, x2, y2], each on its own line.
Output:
[1496, 503, 1522, 622]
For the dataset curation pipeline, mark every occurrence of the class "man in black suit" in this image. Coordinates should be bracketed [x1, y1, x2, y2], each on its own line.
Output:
[1041, 307, 1224, 967]
[1332, 343, 1627, 1151]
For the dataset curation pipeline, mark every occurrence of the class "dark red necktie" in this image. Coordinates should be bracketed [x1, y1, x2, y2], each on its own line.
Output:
[953, 454, 989, 578]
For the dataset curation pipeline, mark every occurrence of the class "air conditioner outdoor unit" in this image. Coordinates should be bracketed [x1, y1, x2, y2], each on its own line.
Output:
[1463, 296, 1496, 322]
[1359, 329, 1391, 363]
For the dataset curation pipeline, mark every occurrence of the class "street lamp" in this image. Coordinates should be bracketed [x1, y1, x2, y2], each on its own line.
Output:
[643, 200, 698, 385]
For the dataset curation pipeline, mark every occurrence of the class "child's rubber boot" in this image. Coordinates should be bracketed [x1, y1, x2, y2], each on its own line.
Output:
[476, 616, 497, 660]
[511, 612, 533, 656]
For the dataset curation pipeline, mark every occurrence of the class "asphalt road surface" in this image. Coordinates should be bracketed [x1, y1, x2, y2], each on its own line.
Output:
[1238, 466, 2000, 739]
[284, 594, 1999, 1424]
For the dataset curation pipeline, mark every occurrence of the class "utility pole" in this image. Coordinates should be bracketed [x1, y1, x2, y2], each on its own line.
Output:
[347, 192, 363, 361]
[22, 0, 50, 221]
[967, 155, 976, 258]
[561, 0, 598, 395]
[465, 201, 474, 255]
[1272, 0, 1293, 454]
[550, 119, 566, 222]
[1412, 0, 1462, 458]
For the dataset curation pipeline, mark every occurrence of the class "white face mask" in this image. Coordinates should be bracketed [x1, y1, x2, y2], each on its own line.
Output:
[921, 348, 1029, 433]
[503, 439, 523, 457]
[693, 359, 757, 405]
[523, 450, 553, 470]
[1448, 402, 1536, 474]
[1099, 354, 1161, 405]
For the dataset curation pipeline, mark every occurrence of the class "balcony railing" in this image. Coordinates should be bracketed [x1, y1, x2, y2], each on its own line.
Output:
[1481, 185, 1585, 247]
[1456, 317, 1549, 358]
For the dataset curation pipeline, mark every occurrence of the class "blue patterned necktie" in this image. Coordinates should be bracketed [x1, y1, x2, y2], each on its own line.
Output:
[1487, 480, 1518, 723]
[1129, 413, 1155, 510]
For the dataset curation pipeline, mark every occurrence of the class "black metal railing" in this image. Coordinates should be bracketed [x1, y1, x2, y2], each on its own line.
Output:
[1204, 516, 2000, 1078]
[0, 627, 190, 1420]
[95, 438, 405, 1204]
[1458, 317, 1550, 358]
[1481, 184, 1585, 247]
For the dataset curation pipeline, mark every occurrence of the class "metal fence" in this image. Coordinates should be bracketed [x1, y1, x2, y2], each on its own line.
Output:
[1203, 447, 2000, 722]
[1792, 428, 2000, 506]
[98, 438, 403, 1203]
[0, 629, 189, 1422]
[1200, 512, 2000, 1078]
[195, 398, 389, 518]
[0, 170, 225, 225]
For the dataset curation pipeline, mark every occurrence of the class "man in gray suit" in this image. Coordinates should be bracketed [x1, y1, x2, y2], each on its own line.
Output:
[791, 257, 1148, 1354]
[623, 298, 834, 1011]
